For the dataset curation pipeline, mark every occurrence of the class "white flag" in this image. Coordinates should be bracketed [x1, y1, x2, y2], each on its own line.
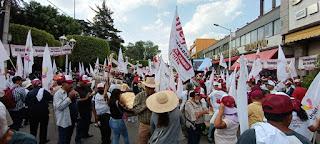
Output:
[228, 70, 237, 97]
[168, 9, 194, 82]
[117, 48, 128, 74]
[42, 44, 53, 91]
[219, 53, 227, 68]
[69, 62, 72, 75]
[226, 70, 230, 90]
[24, 30, 34, 78]
[277, 45, 289, 82]
[16, 54, 23, 77]
[302, 72, 320, 125]
[248, 49, 263, 80]
[176, 75, 183, 97]
[169, 68, 176, 92]
[0, 40, 10, 62]
[79, 62, 82, 75]
[65, 55, 68, 74]
[81, 62, 85, 75]
[103, 58, 107, 67]
[155, 57, 170, 92]
[288, 60, 297, 79]
[0, 61, 6, 90]
[89, 64, 94, 76]
[52, 59, 57, 74]
[236, 55, 249, 134]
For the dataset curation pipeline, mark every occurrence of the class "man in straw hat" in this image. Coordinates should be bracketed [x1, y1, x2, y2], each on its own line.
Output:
[132, 76, 156, 144]
[146, 90, 183, 144]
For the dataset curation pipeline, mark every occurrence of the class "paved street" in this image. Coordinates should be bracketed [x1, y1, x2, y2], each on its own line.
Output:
[20, 104, 208, 144]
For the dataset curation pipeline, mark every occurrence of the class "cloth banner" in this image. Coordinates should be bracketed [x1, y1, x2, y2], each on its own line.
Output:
[298, 55, 318, 70]
[6, 44, 72, 57]
[168, 9, 194, 82]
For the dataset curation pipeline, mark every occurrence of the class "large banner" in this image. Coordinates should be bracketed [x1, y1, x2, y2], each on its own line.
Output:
[298, 55, 318, 70]
[168, 10, 194, 82]
[5, 44, 72, 57]
[245, 58, 295, 70]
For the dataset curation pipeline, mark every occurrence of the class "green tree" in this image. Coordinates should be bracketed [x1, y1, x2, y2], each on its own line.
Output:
[90, 1, 123, 52]
[125, 40, 161, 62]
[10, 1, 81, 38]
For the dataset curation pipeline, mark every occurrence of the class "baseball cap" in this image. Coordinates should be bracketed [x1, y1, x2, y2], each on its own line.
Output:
[249, 89, 264, 99]
[80, 75, 90, 84]
[63, 75, 73, 84]
[267, 80, 276, 87]
[262, 94, 293, 114]
[97, 82, 105, 88]
[221, 96, 236, 108]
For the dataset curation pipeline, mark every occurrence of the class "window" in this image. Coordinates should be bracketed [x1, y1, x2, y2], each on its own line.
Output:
[274, 19, 281, 35]
[240, 35, 246, 46]
[258, 27, 264, 40]
[264, 22, 273, 38]
[236, 38, 240, 47]
[250, 30, 258, 42]
[245, 33, 251, 45]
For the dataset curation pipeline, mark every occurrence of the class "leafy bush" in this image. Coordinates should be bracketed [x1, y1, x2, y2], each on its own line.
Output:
[9, 23, 60, 46]
[302, 56, 320, 88]
[67, 35, 110, 67]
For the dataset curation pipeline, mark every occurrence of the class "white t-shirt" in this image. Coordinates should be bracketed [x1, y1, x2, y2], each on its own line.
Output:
[92, 93, 111, 115]
[209, 90, 227, 111]
[289, 112, 313, 141]
[179, 90, 189, 111]
[214, 118, 239, 144]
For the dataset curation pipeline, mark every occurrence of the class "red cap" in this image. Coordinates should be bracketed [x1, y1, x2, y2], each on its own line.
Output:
[63, 75, 73, 84]
[291, 98, 301, 112]
[194, 87, 201, 94]
[80, 75, 90, 84]
[249, 90, 264, 99]
[221, 96, 235, 108]
[262, 94, 293, 114]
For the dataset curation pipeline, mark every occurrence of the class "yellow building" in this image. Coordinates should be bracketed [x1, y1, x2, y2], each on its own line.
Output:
[190, 39, 217, 58]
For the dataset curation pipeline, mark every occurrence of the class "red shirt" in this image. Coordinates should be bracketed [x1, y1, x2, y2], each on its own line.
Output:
[292, 87, 307, 101]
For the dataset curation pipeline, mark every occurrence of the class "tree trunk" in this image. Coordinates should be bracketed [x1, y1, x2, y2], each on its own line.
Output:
[2, 0, 10, 44]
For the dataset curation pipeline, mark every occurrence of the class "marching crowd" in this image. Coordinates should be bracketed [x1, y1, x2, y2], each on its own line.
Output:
[0, 68, 319, 144]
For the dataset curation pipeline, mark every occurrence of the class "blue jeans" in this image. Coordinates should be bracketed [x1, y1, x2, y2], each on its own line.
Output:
[58, 125, 74, 144]
[109, 118, 129, 144]
[208, 124, 215, 141]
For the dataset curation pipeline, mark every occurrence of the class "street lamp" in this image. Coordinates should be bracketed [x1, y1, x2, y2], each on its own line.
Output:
[213, 24, 233, 70]
[59, 35, 76, 74]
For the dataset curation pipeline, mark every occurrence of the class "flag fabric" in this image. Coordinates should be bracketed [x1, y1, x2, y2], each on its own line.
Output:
[0, 60, 6, 90]
[16, 54, 23, 77]
[236, 55, 249, 134]
[277, 45, 289, 82]
[42, 44, 53, 91]
[103, 58, 107, 67]
[68, 62, 72, 75]
[155, 57, 171, 92]
[226, 70, 230, 90]
[302, 72, 320, 125]
[0, 40, 10, 62]
[168, 9, 194, 82]
[81, 62, 85, 75]
[65, 55, 68, 74]
[24, 30, 34, 78]
[52, 59, 57, 74]
[228, 69, 237, 98]
[94, 58, 99, 74]
[89, 64, 94, 76]
[248, 49, 263, 80]
[207, 69, 216, 94]
[79, 62, 82, 75]
[176, 75, 183, 97]
[197, 58, 212, 71]
[219, 53, 227, 68]
[288, 60, 298, 79]
[169, 68, 176, 92]
[117, 48, 128, 74]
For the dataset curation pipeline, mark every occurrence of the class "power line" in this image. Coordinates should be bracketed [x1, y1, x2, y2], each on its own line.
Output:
[46, 0, 70, 17]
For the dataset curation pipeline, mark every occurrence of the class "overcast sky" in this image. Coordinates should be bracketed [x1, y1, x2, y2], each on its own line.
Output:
[26, 0, 280, 61]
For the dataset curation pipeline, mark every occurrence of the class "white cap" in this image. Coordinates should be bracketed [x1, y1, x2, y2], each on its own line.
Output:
[22, 80, 32, 89]
[213, 81, 221, 86]
[97, 82, 105, 88]
[267, 80, 276, 87]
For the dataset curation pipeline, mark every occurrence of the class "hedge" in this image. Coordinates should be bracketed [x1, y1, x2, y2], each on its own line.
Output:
[9, 23, 60, 46]
[67, 35, 110, 67]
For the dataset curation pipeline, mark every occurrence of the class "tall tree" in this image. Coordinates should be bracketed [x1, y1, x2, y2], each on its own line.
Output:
[90, 1, 123, 52]
[125, 40, 161, 62]
[10, 1, 81, 38]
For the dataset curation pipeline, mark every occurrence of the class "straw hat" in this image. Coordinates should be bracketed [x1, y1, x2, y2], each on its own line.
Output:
[146, 90, 179, 113]
[141, 77, 156, 88]
[22, 80, 32, 89]
[120, 92, 135, 109]
[120, 83, 130, 92]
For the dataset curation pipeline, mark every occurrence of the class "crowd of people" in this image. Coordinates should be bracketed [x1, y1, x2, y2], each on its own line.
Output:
[0, 67, 318, 144]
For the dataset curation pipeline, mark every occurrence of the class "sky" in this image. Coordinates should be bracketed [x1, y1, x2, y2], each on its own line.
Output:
[26, 0, 280, 61]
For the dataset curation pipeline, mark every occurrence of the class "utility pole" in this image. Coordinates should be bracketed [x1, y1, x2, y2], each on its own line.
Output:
[2, 0, 10, 44]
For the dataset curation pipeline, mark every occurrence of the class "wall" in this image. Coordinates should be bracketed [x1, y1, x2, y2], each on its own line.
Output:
[288, 0, 320, 31]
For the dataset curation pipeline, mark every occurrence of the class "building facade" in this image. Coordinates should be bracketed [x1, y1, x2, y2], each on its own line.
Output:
[190, 38, 217, 58]
[281, 0, 320, 74]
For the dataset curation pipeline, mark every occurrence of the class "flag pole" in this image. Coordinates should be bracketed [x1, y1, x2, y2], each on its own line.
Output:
[8, 59, 16, 71]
